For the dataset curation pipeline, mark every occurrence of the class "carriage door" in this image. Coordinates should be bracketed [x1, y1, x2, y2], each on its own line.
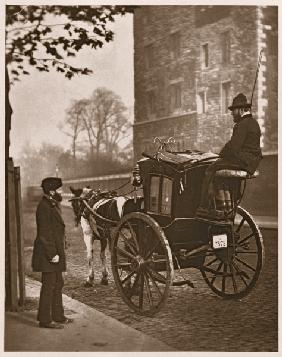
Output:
[148, 175, 173, 216]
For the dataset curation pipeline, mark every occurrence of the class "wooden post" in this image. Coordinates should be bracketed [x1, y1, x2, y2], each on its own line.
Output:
[14, 166, 25, 307]
[7, 159, 19, 311]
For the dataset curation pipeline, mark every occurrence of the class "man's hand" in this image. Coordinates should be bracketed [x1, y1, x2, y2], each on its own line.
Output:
[51, 255, 59, 263]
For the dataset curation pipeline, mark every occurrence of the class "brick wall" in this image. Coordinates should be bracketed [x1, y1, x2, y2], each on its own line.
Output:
[133, 5, 278, 160]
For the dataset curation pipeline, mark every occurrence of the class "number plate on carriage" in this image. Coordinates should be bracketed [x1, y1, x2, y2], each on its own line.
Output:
[212, 234, 228, 249]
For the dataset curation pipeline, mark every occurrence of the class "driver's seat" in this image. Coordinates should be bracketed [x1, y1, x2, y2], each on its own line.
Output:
[215, 169, 259, 179]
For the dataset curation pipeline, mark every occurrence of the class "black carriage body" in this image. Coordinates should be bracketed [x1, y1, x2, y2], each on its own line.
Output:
[137, 152, 229, 253]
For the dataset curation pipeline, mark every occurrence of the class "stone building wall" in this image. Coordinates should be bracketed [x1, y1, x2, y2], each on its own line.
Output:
[133, 5, 278, 160]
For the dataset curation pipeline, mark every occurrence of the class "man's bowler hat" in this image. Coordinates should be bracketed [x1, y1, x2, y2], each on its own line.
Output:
[41, 177, 62, 192]
[228, 93, 251, 111]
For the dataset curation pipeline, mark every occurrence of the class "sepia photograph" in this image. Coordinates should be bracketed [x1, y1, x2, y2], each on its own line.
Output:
[3, 1, 279, 353]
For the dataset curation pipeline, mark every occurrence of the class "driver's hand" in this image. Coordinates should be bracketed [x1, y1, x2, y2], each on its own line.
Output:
[51, 255, 59, 263]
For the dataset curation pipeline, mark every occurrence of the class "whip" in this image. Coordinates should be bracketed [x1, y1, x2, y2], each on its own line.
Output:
[250, 49, 264, 107]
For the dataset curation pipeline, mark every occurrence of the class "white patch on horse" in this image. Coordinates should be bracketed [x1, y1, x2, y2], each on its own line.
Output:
[116, 196, 127, 217]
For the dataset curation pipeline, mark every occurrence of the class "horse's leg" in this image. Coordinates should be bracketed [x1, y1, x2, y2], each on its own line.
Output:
[100, 238, 109, 285]
[80, 216, 95, 287]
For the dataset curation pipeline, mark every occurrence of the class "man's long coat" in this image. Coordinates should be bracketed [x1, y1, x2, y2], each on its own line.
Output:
[32, 196, 66, 272]
[219, 113, 263, 174]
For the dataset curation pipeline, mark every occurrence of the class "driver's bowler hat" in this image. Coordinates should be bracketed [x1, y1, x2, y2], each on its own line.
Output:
[228, 93, 251, 111]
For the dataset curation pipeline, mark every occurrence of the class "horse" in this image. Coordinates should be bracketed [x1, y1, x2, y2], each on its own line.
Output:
[69, 186, 143, 287]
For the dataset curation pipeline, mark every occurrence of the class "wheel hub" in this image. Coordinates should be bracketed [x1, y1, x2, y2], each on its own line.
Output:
[132, 255, 145, 272]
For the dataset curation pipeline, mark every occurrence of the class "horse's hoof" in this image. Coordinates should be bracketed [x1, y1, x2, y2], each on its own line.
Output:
[100, 279, 109, 286]
[83, 281, 94, 288]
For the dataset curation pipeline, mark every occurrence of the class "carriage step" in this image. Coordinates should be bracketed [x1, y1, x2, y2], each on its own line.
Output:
[173, 280, 195, 288]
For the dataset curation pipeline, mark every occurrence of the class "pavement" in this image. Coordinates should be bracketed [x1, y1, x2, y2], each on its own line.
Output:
[5, 278, 176, 352]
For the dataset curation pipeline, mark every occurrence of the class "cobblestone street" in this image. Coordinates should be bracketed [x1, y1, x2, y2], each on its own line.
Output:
[24, 205, 278, 351]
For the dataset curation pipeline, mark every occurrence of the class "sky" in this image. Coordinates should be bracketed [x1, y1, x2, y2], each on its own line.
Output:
[8, 12, 134, 160]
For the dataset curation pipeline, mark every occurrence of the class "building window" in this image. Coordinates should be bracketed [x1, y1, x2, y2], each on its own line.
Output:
[170, 31, 181, 59]
[201, 43, 209, 68]
[197, 91, 206, 114]
[221, 31, 231, 64]
[145, 44, 154, 69]
[147, 90, 156, 116]
[170, 83, 182, 111]
[221, 81, 231, 114]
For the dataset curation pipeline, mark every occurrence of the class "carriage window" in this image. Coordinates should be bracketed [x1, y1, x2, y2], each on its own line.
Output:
[149, 175, 173, 215]
[161, 177, 173, 215]
[149, 176, 160, 213]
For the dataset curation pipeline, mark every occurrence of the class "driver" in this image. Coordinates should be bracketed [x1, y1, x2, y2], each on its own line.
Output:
[196, 93, 263, 219]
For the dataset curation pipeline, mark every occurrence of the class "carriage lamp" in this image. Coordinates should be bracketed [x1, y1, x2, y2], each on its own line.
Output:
[131, 164, 142, 187]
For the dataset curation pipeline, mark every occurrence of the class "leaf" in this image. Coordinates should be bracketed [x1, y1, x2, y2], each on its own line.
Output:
[23, 71, 30, 75]
[65, 71, 74, 79]
[11, 70, 19, 75]
[64, 23, 71, 30]
[29, 58, 37, 66]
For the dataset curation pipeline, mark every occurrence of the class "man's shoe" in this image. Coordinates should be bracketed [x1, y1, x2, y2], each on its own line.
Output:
[39, 321, 64, 329]
[54, 317, 74, 324]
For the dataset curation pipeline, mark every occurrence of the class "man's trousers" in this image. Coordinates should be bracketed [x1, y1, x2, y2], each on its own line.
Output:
[37, 271, 65, 324]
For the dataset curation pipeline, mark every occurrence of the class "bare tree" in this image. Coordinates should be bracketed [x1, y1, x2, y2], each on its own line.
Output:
[59, 99, 85, 159]
[91, 87, 130, 159]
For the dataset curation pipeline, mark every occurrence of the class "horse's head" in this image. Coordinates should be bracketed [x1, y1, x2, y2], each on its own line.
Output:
[69, 186, 84, 226]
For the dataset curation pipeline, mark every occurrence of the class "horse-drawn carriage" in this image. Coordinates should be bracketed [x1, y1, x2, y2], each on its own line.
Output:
[70, 140, 264, 316]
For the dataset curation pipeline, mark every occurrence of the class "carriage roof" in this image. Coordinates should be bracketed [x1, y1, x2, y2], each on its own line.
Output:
[137, 150, 219, 175]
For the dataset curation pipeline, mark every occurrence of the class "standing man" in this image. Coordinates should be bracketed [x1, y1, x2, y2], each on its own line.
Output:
[32, 177, 73, 328]
[196, 93, 262, 218]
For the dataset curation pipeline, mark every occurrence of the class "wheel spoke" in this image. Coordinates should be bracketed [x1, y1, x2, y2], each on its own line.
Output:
[126, 221, 140, 252]
[119, 229, 138, 255]
[121, 270, 135, 284]
[138, 273, 144, 309]
[147, 268, 167, 284]
[210, 261, 223, 285]
[116, 246, 136, 261]
[144, 240, 161, 261]
[205, 256, 219, 267]
[138, 223, 147, 256]
[115, 262, 132, 268]
[222, 263, 227, 293]
[144, 272, 153, 307]
[236, 250, 258, 254]
[237, 232, 255, 246]
[229, 263, 238, 293]
[235, 256, 256, 272]
[231, 261, 249, 287]
[236, 217, 245, 232]
[145, 268, 162, 298]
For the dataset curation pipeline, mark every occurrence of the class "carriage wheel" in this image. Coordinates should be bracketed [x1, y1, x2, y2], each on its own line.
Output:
[111, 212, 174, 316]
[201, 206, 264, 299]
